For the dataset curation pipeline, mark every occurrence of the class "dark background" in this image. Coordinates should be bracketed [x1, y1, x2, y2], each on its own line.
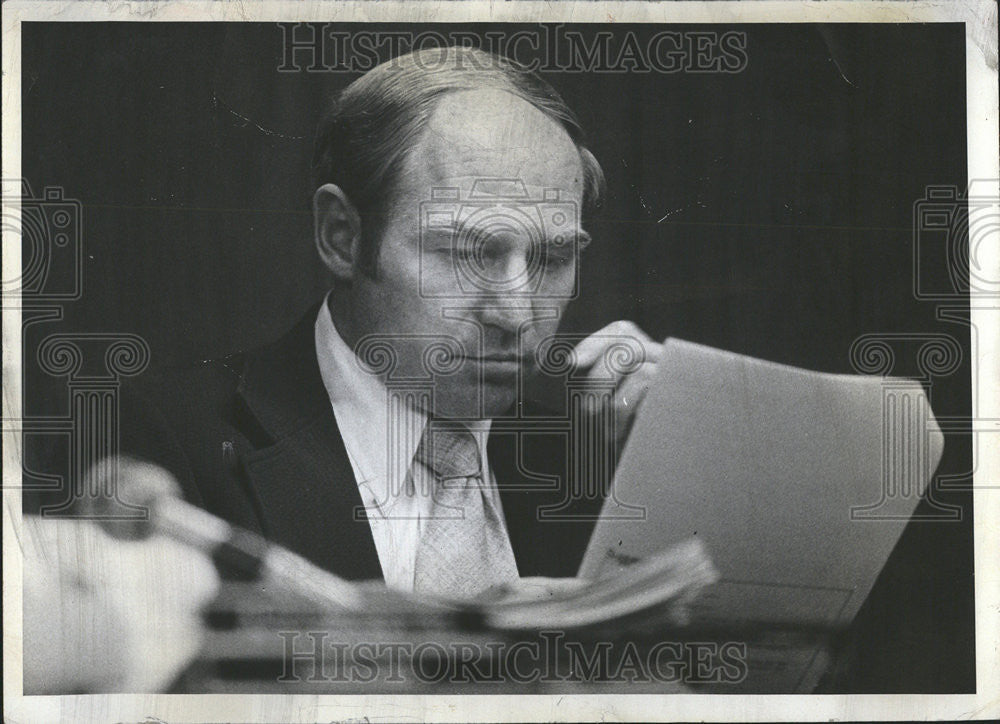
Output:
[19, 22, 974, 692]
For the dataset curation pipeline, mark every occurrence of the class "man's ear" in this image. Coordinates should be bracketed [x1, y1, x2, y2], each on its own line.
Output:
[313, 183, 362, 281]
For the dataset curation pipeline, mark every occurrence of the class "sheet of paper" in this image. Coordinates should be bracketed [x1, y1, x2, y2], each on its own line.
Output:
[579, 339, 944, 631]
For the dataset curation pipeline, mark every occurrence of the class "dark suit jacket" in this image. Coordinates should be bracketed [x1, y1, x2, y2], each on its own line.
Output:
[117, 304, 610, 581]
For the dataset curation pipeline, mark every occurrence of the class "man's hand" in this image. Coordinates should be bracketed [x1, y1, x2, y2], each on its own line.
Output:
[572, 320, 663, 443]
[22, 516, 219, 693]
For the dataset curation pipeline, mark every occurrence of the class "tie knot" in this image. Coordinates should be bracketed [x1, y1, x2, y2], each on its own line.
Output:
[414, 424, 482, 480]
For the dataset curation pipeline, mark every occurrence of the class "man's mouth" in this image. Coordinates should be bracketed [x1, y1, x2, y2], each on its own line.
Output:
[451, 353, 532, 371]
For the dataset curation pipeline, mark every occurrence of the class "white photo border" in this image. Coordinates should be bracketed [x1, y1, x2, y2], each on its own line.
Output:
[3, 1, 997, 721]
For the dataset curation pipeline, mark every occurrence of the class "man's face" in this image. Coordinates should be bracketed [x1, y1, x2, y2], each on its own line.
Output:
[348, 88, 589, 419]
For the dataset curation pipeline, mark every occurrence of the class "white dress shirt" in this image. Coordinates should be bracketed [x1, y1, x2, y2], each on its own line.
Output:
[314, 297, 508, 592]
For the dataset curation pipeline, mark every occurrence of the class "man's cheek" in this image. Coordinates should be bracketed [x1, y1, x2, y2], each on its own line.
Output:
[526, 311, 566, 345]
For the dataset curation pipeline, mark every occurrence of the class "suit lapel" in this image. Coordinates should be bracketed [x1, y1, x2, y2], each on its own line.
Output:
[235, 306, 383, 581]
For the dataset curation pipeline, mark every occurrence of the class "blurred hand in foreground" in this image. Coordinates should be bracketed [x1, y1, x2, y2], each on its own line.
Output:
[22, 515, 219, 693]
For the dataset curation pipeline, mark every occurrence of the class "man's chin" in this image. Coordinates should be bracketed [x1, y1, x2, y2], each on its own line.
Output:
[428, 381, 518, 420]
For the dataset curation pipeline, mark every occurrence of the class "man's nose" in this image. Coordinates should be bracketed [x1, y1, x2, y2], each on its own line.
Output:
[477, 295, 537, 333]
[472, 254, 540, 332]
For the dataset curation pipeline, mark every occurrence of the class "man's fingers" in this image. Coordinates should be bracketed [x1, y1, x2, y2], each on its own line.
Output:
[571, 320, 661, 371]
[612, 361, 658, 411]
[565, 321, 663, 441]
[578, 359, 657, 423]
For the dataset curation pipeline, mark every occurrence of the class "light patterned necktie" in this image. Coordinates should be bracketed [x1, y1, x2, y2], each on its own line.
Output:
[412, 424, 519, 600]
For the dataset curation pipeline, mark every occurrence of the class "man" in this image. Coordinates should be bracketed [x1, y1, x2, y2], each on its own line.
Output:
[24, 47, 665, 691]
[116, 45, 662, 595]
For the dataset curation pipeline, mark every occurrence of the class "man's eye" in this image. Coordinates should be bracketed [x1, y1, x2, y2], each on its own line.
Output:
[449, 248, 478, 262]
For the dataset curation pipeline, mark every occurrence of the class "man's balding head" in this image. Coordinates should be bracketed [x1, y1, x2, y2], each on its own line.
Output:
[312, 46, 604, 276]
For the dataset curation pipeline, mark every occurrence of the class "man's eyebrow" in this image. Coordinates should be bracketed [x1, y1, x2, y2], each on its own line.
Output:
[430, 221, 593, 248]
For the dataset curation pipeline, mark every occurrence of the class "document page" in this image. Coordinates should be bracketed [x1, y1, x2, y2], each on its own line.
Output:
[580, 339, 944, 631]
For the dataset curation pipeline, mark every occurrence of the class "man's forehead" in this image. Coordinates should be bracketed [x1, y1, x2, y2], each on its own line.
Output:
[404, 89, 585, 199]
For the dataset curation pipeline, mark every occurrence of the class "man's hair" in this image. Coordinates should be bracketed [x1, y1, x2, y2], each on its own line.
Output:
[312, 45, 606, 276]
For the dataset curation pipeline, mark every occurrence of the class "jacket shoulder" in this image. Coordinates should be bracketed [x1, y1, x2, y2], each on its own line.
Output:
[118, 350, 267, 508]
[127, 351, 247, 404]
